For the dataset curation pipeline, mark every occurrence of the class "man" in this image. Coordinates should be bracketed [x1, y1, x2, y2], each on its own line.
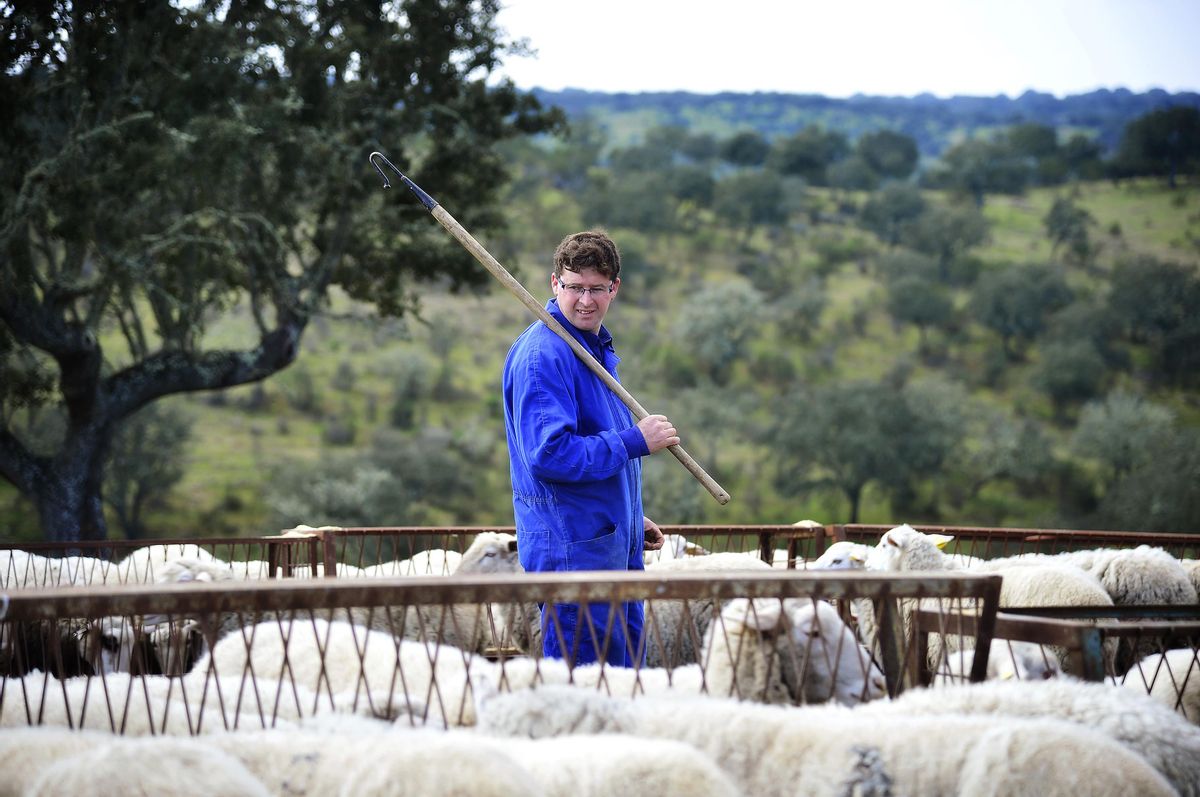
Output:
[502, 229, 678, 667]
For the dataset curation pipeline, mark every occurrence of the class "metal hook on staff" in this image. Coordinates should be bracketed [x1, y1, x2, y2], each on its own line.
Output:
[368, 151, 730, 505]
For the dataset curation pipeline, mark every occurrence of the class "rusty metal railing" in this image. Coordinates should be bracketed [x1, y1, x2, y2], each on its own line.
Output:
[914, 605, 1200, 721]
[1, 570, 1002, 734]
[832, 523, 1200, 561]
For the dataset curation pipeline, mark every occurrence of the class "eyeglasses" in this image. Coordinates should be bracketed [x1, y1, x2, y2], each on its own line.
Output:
[558, 281, 614, 298]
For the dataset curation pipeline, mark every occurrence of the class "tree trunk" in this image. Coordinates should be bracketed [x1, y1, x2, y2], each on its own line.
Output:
[847, 485, 862, 524]
[31, 437, 110, 542]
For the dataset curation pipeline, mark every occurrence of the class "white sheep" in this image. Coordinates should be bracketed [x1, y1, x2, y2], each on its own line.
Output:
[0, 726, 112, 797]
[498, 734, 741, 797]
[809, 540, 871, 570]
[22, 735, 272, 797]
[643, 533, 708, 565]
[1058, 545, 1198, 606]
[864, 525, 1116, 676]
[857, 676, 1200, 797]
[1123, 647, 1200, 724]
[118, 544, 219, 584]
[475, 686, 1176, 797]
[360, 548, 464, 577]
[933, 638, 1064, 683]
[702, 597, 886, 707]
[642, 551, 772, 668]
[350, 531, 536, 656]
[0, 550, 59, 588]
[1182, 559, 1200, 596]
[0, 670, 274, 735]
[188, 617, 481, 727]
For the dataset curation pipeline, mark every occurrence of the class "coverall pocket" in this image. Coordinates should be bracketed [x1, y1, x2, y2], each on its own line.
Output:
[565, 525, 625, 570]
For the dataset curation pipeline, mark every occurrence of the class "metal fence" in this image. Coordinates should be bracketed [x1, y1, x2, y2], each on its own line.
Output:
[915, 605, 1200, 719]
[832, 523, 1200, 562]
[0, 571, 1001, 734]
[0, 526, 832, 588]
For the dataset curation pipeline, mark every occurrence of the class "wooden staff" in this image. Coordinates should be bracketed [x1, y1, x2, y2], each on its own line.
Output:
[369, 152, 730, 505]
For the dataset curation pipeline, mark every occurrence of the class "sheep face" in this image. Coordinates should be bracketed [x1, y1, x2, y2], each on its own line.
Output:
[811, 542, 869, 571]
[456, 533, 522, 575]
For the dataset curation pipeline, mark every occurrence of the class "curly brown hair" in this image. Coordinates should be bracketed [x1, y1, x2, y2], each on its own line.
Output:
[552, 230, 621, 281]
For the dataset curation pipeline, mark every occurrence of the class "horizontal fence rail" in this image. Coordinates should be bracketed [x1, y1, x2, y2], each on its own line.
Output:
[0, 526, 833, 589]
[833, 523, 1200, 561]
[915, 606, 1200, 721]
[1, 571, 1001, 735]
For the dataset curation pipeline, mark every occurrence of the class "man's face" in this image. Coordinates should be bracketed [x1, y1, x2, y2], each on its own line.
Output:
[552, 267, 619, 333]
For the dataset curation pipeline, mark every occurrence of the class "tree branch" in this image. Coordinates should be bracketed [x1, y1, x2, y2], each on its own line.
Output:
[103, 320, 305, 420]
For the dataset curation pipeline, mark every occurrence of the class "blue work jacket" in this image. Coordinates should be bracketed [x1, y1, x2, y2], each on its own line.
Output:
[502, 299, 649, 665]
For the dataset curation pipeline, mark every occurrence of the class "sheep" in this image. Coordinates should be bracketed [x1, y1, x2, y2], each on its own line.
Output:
[0, 550, 60, 589]
[205, 723, 541, 797]
[344, 532, 532, 655]
[475, 686, 1176, 797]
[933, 638, 1064, 683]
[361, 548, 464, 577]
[498, 734, 741, 797]
[643, 533, 709, 566]
[856, 677, 1200, 797]
[0, 670, 275, 735]
[1183, 559, 1200, 597]
[0, 726, 111, 797]
[22, 735, 272, 797]
[187, 617, 484, 727]
[1057, 545, 1198, 606]
[1123, 647, 1200, 724]
[863, 524, 1116, 676]
[701, 597, 886, 708]
[118, 544, 219, 584]
[642, 551, 772, 668]
[809, 540, 870, 570]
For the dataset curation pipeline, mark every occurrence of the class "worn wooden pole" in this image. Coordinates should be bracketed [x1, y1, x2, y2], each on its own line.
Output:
[370, 152, 730, 505]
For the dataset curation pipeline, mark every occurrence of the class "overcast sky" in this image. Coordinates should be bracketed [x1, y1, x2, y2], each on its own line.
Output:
[492, 0, 1200, 98]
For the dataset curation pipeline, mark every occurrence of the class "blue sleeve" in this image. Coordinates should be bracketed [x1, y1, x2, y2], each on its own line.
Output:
[507, 334, 641, 483]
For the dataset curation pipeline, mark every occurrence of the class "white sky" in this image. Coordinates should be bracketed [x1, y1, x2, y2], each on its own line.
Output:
[493, 0, 1200, 98]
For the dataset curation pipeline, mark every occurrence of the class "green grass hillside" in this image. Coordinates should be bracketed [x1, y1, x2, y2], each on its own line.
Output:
[2, 177, 1197, 541]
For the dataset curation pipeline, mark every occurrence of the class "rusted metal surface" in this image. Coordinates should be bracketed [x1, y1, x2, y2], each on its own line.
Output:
[913, 606, 1200, 720]
[1, 571, 1001, 734]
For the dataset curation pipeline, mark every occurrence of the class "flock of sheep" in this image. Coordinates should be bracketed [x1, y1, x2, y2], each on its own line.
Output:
[1, 525, 1199, 796]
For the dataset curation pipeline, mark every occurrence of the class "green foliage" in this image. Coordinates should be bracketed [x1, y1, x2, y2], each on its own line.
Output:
[923, 138, 1031, 206]
[856, 130, 919, 180]
[1107, 255, 1200, 387]
[1092, 427, 1200, 532]
[719, 130, 770, 167]
[886, 276, 954, 351]
[901, 204, 990, 283]
[768, 126, 850, 185]
[0, 0, 560, 540]
[1111, 106, 1200, 187]
[672, 281, 766, 386]
[1029, 341, 1109, 419]
[1070, 391, 1175, 488]
[1043, 195, 1098, 267]
[771, 379, 966, 523]
[714, 172, 788, 237]
[860, 184, 927, 247]
[971, 264, 1073, 358]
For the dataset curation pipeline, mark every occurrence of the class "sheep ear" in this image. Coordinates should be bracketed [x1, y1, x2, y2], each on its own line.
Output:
[927, 533, 955, 549]
[885, 533, 900, 548]
[850, 551, 866, 563]
[507, 540, 518, 553]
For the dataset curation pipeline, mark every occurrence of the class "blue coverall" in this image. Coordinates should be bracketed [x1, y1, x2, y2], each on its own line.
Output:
[502, 299, 649, 667]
